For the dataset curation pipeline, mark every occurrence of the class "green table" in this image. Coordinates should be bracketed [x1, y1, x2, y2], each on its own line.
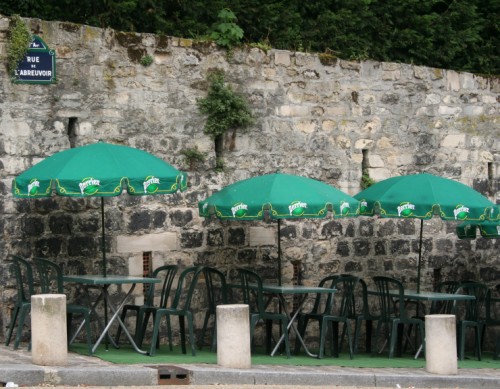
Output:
[369, 289, 475, 358]
[64, 275, 160, 354]
[261, 284, 337, 358]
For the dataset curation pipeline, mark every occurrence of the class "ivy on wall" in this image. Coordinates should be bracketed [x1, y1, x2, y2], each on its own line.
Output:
[7, 15, 31, 80]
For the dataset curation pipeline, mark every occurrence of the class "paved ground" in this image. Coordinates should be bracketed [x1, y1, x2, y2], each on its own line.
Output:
[1, 345, 499, 388]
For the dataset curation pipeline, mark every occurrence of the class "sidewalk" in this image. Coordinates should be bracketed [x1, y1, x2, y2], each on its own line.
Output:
[1, 345, 499, 388]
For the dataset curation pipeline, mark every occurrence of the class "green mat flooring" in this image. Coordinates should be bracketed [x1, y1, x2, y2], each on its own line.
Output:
[70, 343, 500, 369]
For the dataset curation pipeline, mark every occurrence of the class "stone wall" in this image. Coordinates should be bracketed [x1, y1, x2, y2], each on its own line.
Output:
[0, 16, 499, 345]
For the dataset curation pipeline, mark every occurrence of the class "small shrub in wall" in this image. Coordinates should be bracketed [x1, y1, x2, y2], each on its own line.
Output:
[7, 15, 31, 80]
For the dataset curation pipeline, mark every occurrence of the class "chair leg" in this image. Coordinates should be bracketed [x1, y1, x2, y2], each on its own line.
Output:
[199, 310, 211, 350]
[458, 322, 465, 361]
[346, 321, 354, 359]
[281, 319, 291, 358]
[294, 316, 307, 355]
[186, 313, 196, 356]
[5, 307, 20, 346]
[372, 320, 383, 356]
[84, 312, 93, 355]
[179, 316, 187, 354]
[114, 306, 130, 344]
[389, 321, 399, 358]
[14, 307, 29, 350]
[149, 313, 164, 357]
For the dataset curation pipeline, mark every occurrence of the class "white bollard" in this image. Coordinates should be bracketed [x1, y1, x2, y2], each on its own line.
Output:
[31, 294, 68, 366]
[425, 314, 457, 375]
[216, 304, 251, 369]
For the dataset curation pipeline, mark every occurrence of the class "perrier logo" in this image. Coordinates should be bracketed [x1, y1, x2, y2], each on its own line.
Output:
[143, 176, 160, 194]
[454, 204, 470, 220]
[359, 200, 368, 213]
[231, 202, 248, 218]
[79, 177, 100, 195]
[28, 178, 40, 196]
[397, 202, 415, 217]
[340, 201, 350, 216]
[289, 201, 307, 216]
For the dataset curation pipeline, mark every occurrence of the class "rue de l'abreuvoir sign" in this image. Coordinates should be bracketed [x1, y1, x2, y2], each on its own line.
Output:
[13, 35, 56, 84]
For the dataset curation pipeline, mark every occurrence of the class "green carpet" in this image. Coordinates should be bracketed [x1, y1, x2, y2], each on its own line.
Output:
[70, 343, 500, 369]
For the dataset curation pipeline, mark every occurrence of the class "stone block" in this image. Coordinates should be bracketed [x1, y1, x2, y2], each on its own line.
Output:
[117, 232, 177, 253]
[441, 134, 466, 148]
[249, 226, 275, 246]
[31, 294, 68, 366]
[274, 50, 290, 66]
[217, 304, 251, 368]
[425, 314, 457, 375]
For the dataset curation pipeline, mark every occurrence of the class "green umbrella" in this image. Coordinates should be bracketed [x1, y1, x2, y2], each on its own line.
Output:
[13, 141, 188, 276]
[199, 173, 360, 284]
[354, 173, 496, 292]
[456, 220, 500, 239]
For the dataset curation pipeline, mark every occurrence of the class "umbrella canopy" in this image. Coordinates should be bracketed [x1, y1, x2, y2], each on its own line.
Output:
[456, 220, 500, 239]
[199, 173, 360, 284]
[12, 141, 188, 276]
[354, 173, 496, 291]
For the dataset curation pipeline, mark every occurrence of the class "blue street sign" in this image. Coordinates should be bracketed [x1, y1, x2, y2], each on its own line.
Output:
[13, 35, 56, 84]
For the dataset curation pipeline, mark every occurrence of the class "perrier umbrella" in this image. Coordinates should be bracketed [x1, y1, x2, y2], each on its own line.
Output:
[198, 172, 360, 285]
[12, 141, 188, 276]
[354, 173, 496, 292]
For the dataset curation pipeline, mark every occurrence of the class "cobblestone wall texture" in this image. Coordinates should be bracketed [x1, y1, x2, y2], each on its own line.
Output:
[0, 16, 498, 346]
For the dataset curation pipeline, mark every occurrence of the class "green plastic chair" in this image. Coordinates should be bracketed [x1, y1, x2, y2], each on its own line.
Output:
[353, 278, 380, 354]
[236, 268, 291, 358]
[453, 282, 488, 360]
[5, 255, 35, 350]
[485, 285, 500, 359]
[32, 257, 94, 355]
[294, 274, 340, 355]
[318, 275, 360, 359]
[199, 266, 228, 351]
[372, 276, 425, 358]
[115, 264, 178, 347]
[148, 266, 204, 356]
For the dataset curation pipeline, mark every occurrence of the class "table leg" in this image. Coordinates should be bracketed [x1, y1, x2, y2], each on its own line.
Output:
[92, 284, 149, 355]
[271, 294, 318, 358]
[70, 286, 118, 349]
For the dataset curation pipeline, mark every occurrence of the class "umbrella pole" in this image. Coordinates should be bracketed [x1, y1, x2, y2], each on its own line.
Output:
[277, 219, 282, 286]
[417, 219, 424, 294]
[101, 197, 107, 277]
[101, 197, 109, 350]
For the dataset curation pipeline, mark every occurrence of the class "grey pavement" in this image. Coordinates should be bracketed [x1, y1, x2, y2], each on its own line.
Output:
[1, 345, 499, 388]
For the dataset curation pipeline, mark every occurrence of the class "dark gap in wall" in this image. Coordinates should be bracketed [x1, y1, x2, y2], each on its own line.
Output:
[67, 117, 78, 148]
[143, 251, 152, 295]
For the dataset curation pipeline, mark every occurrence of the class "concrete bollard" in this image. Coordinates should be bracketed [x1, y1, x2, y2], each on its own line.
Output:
[216, 304, 251, 369]
[31, 294, 68, 366]
[425, 314, 457, 375]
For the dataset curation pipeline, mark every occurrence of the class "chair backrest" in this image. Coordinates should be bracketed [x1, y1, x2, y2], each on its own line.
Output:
[9, 255, 36, 302]
[203, 266, 228, 311]
[309, 275, 341, 316]
[430, 280, 460, 314]
[373, 276, 407, 320]
[486, 284, 500, 323]
[330, 275, 360, 318]
[170, 266, 204, 311]
[236, 268, 265, 314]
[147, 264, 179, 308]
[358, 278, 377, 318]
[453, 282, 488, 321]
[33, 257, 64, 294]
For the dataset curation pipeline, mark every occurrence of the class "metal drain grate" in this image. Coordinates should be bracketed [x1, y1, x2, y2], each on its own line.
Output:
[147, 365, 190, 385]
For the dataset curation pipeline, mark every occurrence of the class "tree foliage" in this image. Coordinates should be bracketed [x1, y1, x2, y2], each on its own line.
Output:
[1, 0, 498, 74]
